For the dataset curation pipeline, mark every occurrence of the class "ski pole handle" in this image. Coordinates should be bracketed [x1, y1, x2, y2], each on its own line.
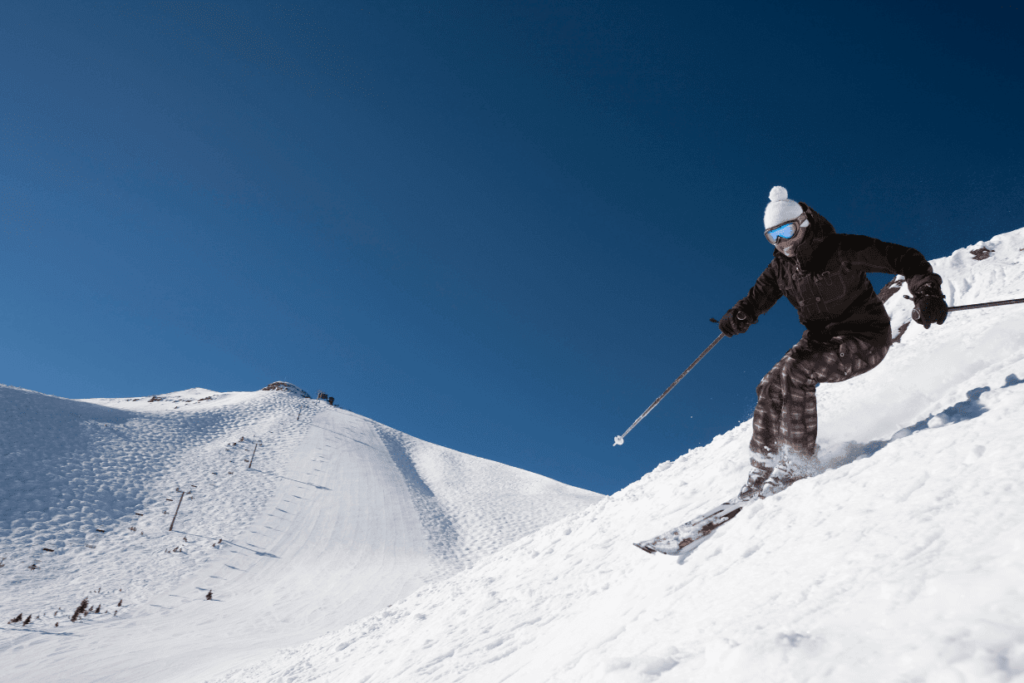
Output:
[709, 310, 747, 325]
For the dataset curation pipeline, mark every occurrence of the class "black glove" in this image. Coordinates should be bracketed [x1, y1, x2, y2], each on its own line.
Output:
[718, 308, 751, 337]
[913, 296, 948, 329]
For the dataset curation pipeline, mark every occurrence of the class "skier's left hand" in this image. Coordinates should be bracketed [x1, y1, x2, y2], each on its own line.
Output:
[913, 296, 948, 329]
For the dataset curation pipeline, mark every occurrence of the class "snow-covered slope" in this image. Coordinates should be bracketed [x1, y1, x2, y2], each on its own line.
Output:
[214, 228, 1024, 683]
[0, 384, 601, 682]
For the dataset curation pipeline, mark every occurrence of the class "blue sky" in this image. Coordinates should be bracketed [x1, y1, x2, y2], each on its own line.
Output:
[2, 1, 1022, 495]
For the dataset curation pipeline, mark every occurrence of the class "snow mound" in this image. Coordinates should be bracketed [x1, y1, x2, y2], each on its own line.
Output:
[214, 227, 1024, 683]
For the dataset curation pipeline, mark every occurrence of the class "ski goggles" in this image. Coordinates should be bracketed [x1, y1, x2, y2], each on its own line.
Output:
[764, 214, 808, 245]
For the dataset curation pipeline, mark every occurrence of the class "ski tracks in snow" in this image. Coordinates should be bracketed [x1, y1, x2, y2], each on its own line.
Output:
[373, 424, 466, 577]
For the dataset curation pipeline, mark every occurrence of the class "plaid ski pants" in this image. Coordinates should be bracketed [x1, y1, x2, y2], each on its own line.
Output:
[749, 332, 890, 468]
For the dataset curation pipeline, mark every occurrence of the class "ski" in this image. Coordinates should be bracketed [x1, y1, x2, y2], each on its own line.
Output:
[634, 497, 747, 555]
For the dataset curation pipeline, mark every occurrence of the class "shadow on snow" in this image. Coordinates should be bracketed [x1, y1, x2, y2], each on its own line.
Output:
[824, 373, 1020, 470]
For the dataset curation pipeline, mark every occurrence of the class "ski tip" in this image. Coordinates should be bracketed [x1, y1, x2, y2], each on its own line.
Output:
[633, 542, 656, 554]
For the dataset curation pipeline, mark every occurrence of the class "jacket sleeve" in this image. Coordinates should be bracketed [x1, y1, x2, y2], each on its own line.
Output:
[733, 259, 783, 322]
[840, 235, 943, 296]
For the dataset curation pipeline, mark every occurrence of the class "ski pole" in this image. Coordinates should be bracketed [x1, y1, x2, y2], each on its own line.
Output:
[613, 312, 744, 447]
[910, 296, 1024, 322]
[948, 297, 1024, 312]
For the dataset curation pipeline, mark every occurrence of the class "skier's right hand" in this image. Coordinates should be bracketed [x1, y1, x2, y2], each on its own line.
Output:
[718, 309, 750, 337]
[910, 280, 948, 329]
[913, 296, 948, 329]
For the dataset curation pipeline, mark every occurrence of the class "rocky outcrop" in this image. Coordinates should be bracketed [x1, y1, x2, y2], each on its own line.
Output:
[261, 382, 311, 398]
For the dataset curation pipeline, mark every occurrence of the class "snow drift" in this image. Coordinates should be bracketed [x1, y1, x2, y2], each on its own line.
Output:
[213, 228, 1024, 683]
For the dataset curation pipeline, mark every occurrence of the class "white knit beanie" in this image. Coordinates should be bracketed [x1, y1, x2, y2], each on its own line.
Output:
[763, 186, 803, 229]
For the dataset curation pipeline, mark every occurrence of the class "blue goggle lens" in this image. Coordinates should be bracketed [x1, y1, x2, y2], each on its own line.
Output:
[766, 222, 797, 243]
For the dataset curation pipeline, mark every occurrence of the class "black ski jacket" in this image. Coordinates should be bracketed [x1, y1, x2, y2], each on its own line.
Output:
[730, 203, 941, 346]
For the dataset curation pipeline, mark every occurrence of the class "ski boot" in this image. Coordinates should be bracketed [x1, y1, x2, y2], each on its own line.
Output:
[759, 454, 817, 499]
[738, 462, 773, 501]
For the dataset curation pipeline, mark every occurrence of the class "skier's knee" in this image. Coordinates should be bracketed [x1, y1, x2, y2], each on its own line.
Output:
[781, 358, 812, 388]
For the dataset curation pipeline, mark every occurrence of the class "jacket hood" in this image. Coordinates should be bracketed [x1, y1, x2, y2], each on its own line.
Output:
[780, 202, 836, 269]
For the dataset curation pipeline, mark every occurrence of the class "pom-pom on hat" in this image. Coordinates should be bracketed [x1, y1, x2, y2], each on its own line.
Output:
[763, 186, 803, 230]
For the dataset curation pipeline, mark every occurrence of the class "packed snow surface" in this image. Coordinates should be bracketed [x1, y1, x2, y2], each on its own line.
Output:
[210, 228, 1024, 683]
[0, 385, 601, 681]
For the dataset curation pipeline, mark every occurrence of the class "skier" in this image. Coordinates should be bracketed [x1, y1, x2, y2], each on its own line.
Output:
[719, 186, 948, 500]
